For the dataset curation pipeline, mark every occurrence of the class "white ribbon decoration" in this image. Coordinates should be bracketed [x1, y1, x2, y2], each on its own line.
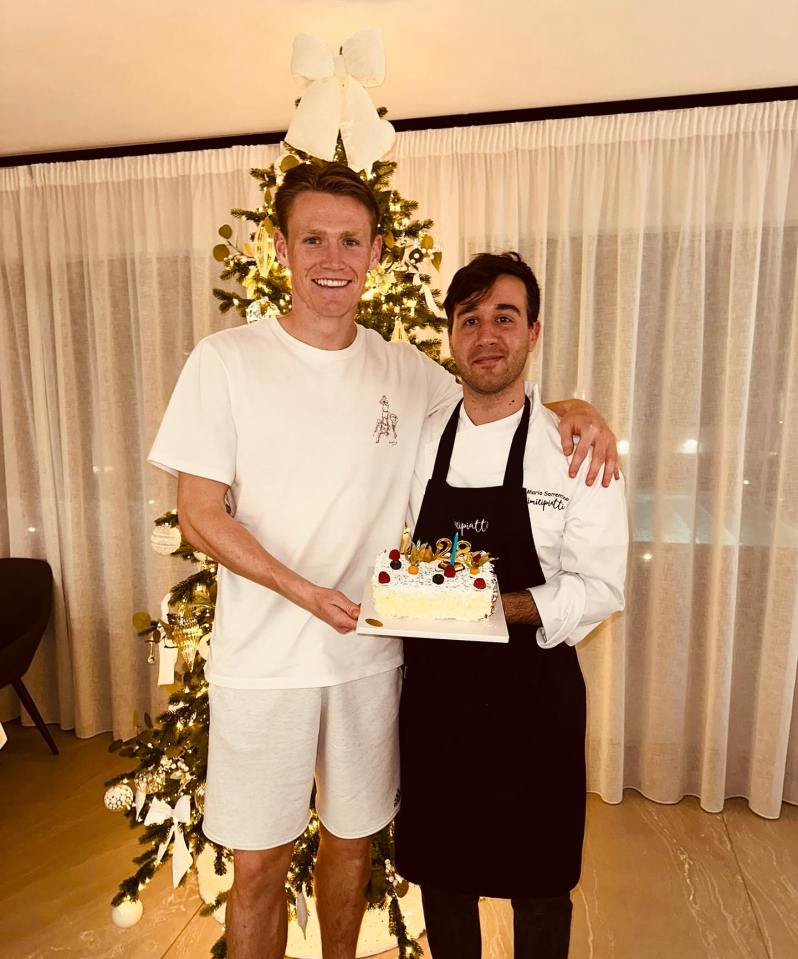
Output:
[144, 795, 193, 887]
[285, 29, 395, 172]
[134, 787, 147, 821]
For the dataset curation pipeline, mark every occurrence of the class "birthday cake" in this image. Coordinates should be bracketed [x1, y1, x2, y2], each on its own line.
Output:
[372, 537, 498, 622]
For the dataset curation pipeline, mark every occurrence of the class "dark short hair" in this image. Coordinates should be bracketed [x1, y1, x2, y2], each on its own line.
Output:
[444, 252, 541, 332]
[274, 162, 380, 238]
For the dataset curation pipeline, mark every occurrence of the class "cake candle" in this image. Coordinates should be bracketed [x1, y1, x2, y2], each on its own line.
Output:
[450, 532, 459, 564]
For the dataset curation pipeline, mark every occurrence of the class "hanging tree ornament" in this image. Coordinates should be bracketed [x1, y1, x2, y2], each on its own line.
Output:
[104, 783, 134, 812]
[151, 524, 182, 556]
[135, 766, 167, 796]
[171, 602, 202, 669]
[254, 219, 276, 277]
[192, 581, 212, 608]
[390, 316, 410, 343]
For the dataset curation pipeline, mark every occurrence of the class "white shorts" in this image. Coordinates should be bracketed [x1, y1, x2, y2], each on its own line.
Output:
[203, 667, 401, 850]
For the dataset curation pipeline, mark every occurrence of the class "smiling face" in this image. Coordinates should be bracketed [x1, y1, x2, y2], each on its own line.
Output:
[448, 274, 540, 397]
[273, 191, 382, 325]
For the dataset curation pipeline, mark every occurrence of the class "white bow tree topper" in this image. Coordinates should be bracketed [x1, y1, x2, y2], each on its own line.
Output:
[285, 29, 396, 172]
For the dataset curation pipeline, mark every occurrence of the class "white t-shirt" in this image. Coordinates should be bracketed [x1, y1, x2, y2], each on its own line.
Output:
[409, 383, 629, 648]
[149, 318, 459, 688]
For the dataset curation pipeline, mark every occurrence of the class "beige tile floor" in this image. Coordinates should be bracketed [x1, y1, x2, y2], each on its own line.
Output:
[0, 722, 796, 959]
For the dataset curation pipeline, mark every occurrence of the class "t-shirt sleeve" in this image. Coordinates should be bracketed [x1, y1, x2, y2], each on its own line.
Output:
[420, 351, 460, 417]
[147, 337, 237, 485]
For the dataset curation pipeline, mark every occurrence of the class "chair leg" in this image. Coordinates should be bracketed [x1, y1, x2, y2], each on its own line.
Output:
[13, 679, 59, 755]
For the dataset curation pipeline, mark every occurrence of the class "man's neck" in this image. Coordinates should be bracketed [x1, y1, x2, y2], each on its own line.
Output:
[462, 381, 527, 425]
[278, 306, 357, 351]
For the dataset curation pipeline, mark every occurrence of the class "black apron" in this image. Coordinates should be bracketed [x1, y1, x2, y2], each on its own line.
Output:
[394, 398, 586, 899]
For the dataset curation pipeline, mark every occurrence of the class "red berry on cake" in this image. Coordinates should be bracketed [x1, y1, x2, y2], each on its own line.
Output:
[378, 571, 391, 584]
[388, 549, 401, 561]
[474, 578, 486, 589]
[443, 564, 456, 578]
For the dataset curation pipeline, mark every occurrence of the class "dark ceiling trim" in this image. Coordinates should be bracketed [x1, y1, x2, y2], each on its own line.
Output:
[2, 85, 796, 169]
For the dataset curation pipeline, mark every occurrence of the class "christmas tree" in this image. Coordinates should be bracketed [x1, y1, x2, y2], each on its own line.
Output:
[212, 128, 449, 367]
[104, 85, 448, 958]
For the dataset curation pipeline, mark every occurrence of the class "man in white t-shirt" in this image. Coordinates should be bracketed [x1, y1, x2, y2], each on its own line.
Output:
[148, 163, 619, 959]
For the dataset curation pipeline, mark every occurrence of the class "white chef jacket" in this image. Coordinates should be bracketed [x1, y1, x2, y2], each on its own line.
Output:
[409, 382, 629, 648]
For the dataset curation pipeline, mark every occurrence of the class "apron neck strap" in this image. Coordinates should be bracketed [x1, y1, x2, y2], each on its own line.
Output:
[430, 400, 463, 484]
[503, 395, 532, 487]
[430, 395, 532, 489]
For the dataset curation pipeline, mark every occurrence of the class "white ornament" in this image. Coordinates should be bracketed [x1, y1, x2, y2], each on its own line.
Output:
[104, 783, 134, 812]
[246, 299, 279, 323]
[111, 898, 143, 928]
[196, 845, 234, 924]
[151, 524, 182, 555]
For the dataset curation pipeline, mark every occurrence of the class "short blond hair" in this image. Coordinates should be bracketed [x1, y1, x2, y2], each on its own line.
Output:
[275, 162, 380, 237]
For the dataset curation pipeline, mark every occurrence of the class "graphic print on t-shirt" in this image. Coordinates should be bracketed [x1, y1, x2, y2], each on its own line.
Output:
[374, 395, 399, 446]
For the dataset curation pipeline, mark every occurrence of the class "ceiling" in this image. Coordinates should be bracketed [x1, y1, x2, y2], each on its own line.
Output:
[1, 0, 796, 158]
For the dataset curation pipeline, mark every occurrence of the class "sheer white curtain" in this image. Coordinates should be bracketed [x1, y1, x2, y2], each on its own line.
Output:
[390, 101, 798, 818]
[1, 101, 795, 817]
[0, 145, 280, 735]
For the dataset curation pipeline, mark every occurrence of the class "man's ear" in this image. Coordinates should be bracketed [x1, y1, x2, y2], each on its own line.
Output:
[369, 234, 383, 270]
[528, 320, 541, 351]
[274, 228, 289, 268]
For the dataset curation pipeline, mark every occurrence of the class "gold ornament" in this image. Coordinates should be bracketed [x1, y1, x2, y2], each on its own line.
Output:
[192, 582, 211, 607]
[194, 782, 206, 815]
[254, 221, 276, 276]
[241, 266, 260, 297]
[390, 317, 410, 343]
[171, 603, 202, 669]
[134, 766, 167, 795]
[151, 524, 182, 555]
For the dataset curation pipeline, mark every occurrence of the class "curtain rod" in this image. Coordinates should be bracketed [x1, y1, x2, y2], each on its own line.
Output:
[2, 85, 796, 169]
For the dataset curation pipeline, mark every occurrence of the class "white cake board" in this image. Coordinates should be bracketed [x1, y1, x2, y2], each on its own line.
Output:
[357, 567, 509, 643]
[285, 884, 425, 958]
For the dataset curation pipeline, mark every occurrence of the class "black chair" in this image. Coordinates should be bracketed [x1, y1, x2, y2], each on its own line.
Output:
[0, 558, 58, 755]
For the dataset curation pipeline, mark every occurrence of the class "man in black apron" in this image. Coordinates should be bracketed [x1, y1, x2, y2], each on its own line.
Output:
[395, 253, 628, 958]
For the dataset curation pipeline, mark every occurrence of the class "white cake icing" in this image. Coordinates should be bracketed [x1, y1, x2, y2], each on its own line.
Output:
[372, 549, 498, 622]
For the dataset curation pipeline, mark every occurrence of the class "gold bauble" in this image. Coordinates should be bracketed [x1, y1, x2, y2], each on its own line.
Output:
[172, 602, 202, 669]
[134, 766, 167, 795]
[254, 221, 276, 277]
